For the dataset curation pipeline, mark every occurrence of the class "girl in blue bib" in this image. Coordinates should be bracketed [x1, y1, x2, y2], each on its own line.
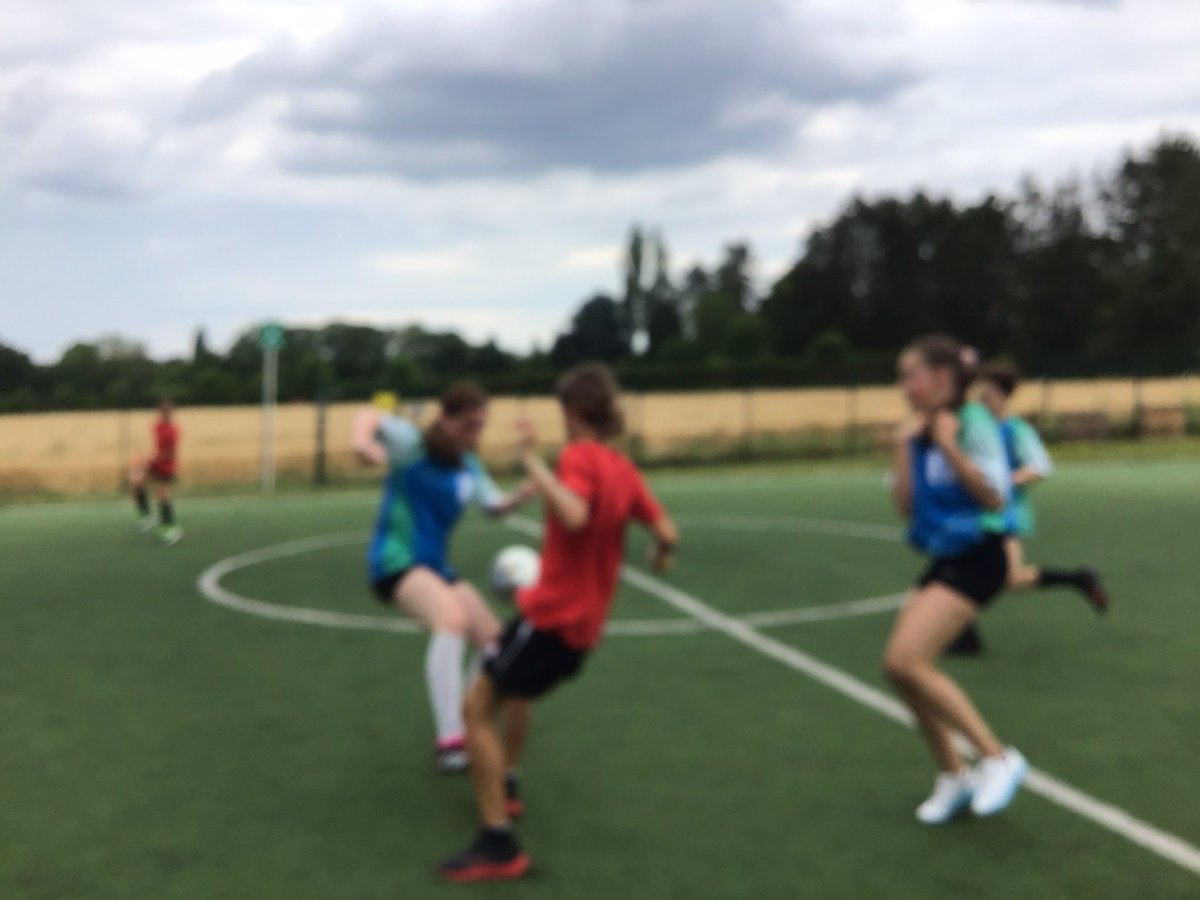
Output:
[884, 335, 1028, 825]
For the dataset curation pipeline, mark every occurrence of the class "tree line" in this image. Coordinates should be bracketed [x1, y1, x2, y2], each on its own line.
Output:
[1, 133, 1198, 412]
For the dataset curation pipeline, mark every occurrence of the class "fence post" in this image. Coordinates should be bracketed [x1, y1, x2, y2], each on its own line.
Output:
[313, 395, 328, 485]
[742, 387, 754, 458]
[117, 408, 131, 494]
[1132, 374, 1144, 438]
[845, 380, 859, 455]
[634, 392, 646, 464]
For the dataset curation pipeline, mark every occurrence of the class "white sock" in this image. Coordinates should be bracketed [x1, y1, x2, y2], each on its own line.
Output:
[425, 632, 466, 745]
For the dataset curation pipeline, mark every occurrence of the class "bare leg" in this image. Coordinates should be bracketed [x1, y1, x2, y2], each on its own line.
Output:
[503, 700, 533, 771]
[393, 568, 470, 633]
[452, 582, 503, 650]
[886, 595, 965, 771]
[884, 585, 1004, 760]
[394, 569, 473, 745]
[463, 676, 510, 828]
[153, 480, 176, 529]
[1005, 537, 1041, 590]
[130, 457, 150, 517]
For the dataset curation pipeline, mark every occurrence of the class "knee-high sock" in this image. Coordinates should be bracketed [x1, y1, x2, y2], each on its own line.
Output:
[425, 632, 466, 744]
[134, 486, 150, 516]
[1037, 568, 1088, 590]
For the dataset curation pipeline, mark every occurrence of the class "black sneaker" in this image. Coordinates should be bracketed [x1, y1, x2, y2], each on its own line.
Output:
[438, 828, 531, 883]
[945, 624, 985, 657]
[1079, 569, 1109, 614]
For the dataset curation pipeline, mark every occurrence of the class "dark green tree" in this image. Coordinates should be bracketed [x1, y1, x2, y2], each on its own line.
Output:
[552, 294, 629, 365]
[1100, 135, 1200, 372]
[644, 232, 683, 357]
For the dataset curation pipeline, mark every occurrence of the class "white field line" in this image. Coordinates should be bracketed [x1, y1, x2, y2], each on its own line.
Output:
[197, 532, 420, 634]
[194, 530, 901, 638]
[512, 515, 1200, 879]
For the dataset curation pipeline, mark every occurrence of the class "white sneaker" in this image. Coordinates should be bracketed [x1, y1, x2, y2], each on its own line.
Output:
[971, 748, 1028, 817]
[136, 515, 157, 533]
[915, 771, 974, 825]
[159, 525, 184, 546]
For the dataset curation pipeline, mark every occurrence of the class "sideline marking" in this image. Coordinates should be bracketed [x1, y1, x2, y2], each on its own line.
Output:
[503, 514, 1200, 878]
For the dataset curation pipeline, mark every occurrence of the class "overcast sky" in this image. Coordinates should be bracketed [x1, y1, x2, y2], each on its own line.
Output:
[2, 0, 1199, 362]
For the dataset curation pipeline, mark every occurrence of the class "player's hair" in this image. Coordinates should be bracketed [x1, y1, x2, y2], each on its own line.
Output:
[904, 333, 978, 410]
[439, 380, 489, 418]
[556, 363, 625, 440]
[978, 362, 1021, 398]
[423, 380, 488, 465]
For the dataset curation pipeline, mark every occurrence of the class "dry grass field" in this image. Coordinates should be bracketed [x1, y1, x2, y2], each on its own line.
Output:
[1, 378, 1196, 495]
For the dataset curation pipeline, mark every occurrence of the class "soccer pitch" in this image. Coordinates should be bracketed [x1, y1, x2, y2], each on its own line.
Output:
[2, 459, 1198, 899]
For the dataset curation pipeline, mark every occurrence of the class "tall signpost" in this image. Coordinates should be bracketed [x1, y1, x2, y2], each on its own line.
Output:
[259, 323, 285, 493]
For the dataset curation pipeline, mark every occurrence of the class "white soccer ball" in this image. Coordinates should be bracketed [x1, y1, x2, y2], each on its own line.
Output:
[489, 545, 541, 601]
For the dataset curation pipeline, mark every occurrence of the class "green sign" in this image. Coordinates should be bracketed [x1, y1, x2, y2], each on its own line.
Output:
[259, 323, 285, 351]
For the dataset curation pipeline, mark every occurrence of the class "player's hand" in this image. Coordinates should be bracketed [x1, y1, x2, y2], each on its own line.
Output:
[649, 541, 675, 574]
[358, 443, 388, 467]
[930, 409, 960, 449]
[516, 417, 538, 455]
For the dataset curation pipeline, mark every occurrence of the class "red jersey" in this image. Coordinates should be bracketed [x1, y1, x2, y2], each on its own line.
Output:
[153, 420, 179, 475]
[518, 441, 664, 651]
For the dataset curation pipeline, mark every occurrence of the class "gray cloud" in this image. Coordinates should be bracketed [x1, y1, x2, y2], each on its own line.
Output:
[188, 1, 916, 178]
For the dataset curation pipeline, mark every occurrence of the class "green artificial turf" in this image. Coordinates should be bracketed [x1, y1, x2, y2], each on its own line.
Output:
[1, 459, 1197, 898]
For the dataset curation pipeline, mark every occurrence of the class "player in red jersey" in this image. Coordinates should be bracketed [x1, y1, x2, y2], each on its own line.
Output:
[130, 400, 182, 545]
[438, 363, 679, 883]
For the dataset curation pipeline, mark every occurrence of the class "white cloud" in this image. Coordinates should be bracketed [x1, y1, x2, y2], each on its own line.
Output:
[368, 249, 470, 276]
[1, 0, 1199, 362]
[559, 245, 621, 271]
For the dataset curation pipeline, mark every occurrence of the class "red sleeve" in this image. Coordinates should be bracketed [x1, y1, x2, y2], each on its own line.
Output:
[629, 468, 664, 525]
[556, 444, 595, 501]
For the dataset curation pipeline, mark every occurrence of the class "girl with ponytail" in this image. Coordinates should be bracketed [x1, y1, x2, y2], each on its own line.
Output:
[884, 334, 1028, 825]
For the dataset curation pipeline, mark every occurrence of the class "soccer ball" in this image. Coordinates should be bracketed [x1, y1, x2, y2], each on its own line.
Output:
[489, 545, 540, 601]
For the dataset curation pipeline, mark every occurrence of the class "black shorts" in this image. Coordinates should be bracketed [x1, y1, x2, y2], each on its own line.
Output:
[147, 463, 176, 484]
[484, 617, 586, 699]
[917, 534, 1008, 608]
[370, 566, 460, 604]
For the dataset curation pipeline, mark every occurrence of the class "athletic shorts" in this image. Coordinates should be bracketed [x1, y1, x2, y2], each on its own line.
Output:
[917, 533, 1008, 608]
[370, 566, 460, 604]
[147, 462, 176, 484]
[484, 617, 586, 699]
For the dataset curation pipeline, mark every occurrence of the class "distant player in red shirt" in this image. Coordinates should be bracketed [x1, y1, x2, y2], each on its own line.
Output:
[438, 363, 679, 883]
[130, 399, 182, 545]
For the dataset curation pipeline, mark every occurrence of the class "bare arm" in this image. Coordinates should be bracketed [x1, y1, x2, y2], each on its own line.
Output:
[515, 417, 589, 532]
[483, 480, 539, 518]
[521, 452, 589, 532]
[890, 418, 922, 518]
[931, 411, 1005, 511]
[1011, 467, 1046, 490]
[351, 408, 387, 467]
[646, 513, 680, 573]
